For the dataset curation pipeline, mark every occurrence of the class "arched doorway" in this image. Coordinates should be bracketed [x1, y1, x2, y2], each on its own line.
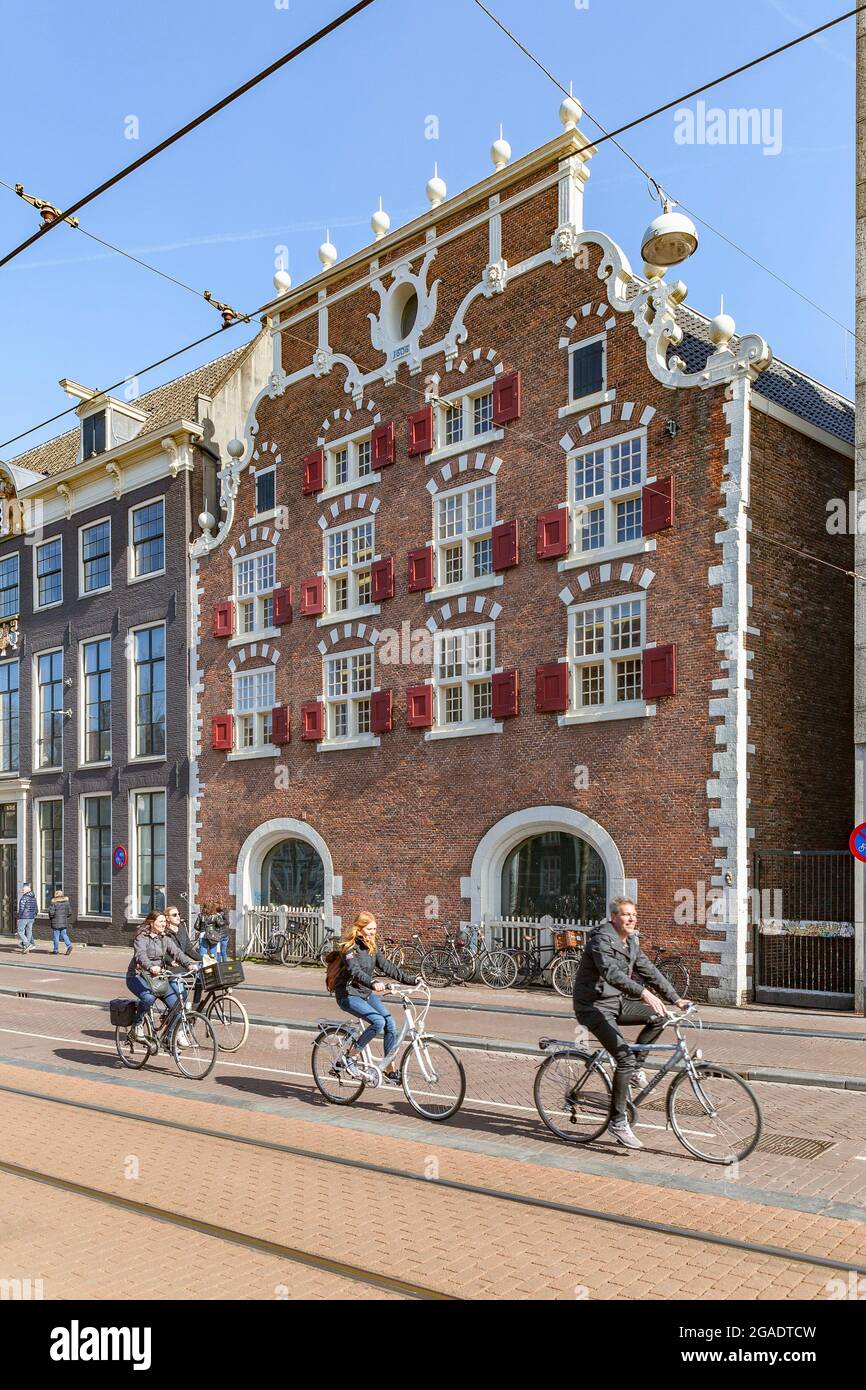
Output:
[260, 838, 324, 907]
[232, 817, 340, 942]
[501, 831, 606, 921]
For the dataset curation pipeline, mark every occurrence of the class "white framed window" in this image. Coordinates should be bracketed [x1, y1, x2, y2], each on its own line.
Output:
[233, 549, 276, 637]
[0, 553, 19, 620]
[81, 794, 111, 917]
[0, 658, 19, 774]
[34, 537, 62, 609]
[81, 636, 111, 765]
[233, 666, 275, 752]
[568, 333, 607, 404]
[567, 593, 646, 717]
[131, 623, 166, 759]
[568, 430, 646, 561]
[435, 380, 498, 454]
[35, 797, 63, 911]
[432, 623, 495, 729]
[131, 789, 166, 918]
[324, 646, 374, 741]
[325, 518, 375, 616]
[434, 480, 496, 591]
[34, 648, 63, 771]
[254, 467, 276, 517]
[79, 518, 112, 596]
[129, 498, 165, 582]
[324, 428, 375, 493]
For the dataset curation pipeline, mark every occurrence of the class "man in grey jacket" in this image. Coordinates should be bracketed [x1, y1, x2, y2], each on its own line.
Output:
[16, 882, 37, 952]
[572, 896, 688, 1150]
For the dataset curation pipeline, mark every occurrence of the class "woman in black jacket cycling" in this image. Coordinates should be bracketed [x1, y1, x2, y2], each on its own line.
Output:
[334, 911, 419, 1083]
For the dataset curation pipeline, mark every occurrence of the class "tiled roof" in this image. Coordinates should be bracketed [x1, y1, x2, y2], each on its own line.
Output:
[673, 305, 853, 446]
[2, 336, 261, 481]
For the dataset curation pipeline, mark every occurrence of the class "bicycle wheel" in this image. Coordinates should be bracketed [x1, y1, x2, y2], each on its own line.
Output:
[205, 993, 249, 1052]
[280, 931, 312, 965]
[508, 950, 533, 986]
[660, 959, 689, 998]
[667, 1063, 762, 1164]
[534, 1050, 611, 1143]
[551, 952, 580, 998]
[170, 1011, 217, 1080]
[420, 948, 453, 986]
[453, 947, 476, 983]
[400, 1037, 465, 1121]
[479, 949, 518, 989]
[399, 945, 424, 974]
[311, 1026, 365, 1105]
[115, 1024, 150, 1069]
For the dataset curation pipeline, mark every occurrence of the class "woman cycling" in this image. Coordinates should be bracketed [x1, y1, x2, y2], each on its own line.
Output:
[333, 911, 419, 1084]
[126, 910, 199, 1040]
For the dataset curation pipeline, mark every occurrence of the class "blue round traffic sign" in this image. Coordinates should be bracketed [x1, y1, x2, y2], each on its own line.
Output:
[849, 824, 866, 863]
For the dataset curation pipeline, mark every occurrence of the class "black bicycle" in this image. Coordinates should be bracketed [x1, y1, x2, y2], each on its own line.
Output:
[534, 1005, 762, 1164]
[506, 933, 582, 997]
[421, 927, 517, 989]
[646, 941, 690, 998]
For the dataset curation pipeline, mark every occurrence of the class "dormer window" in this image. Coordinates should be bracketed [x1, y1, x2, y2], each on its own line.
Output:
[82, 411, 106, 460]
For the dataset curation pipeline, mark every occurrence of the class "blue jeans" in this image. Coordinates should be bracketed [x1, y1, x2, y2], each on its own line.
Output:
[338, 992, 398, 1059]
[52, 928, 72, 952]
[16, 919, 34, 947]
[127, 973, 156, 1024]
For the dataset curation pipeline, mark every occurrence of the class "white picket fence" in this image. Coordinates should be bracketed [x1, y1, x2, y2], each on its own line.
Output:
[240, 904, 328, 959]
[478, 916, 602, 951]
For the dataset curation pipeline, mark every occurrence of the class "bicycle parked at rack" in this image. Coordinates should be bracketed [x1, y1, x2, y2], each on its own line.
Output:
[533, 1004, 762, 1164]
[382, 933, 425, 973]
[421, 926, 518, 989]
[645, 941, 690, 999]
[506, 932, 583, 997]
[311, 981, 466, 1121]
[112, 970, 217, 1080]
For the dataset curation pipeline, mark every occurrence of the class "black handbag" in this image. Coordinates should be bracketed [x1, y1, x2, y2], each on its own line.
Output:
[109, 998, 138, 1027]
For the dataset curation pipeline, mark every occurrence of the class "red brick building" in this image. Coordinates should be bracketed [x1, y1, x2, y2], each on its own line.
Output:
[191, 118, 853, 1005]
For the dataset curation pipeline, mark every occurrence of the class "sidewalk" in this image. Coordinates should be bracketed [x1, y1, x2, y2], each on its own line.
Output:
[1, 940, 864, 1090]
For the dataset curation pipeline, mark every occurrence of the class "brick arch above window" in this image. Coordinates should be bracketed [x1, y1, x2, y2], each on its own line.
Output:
[316, 396, 382, 447]
[227, 642, 281, 673]
[317, 620, 379, 654]
[423, 593, 503, 633]
[559, 402, 656, 447]
[316, 492, 380, 530]
[558, 562, 656, 605]
[250, 440, 282, 477]
[425, 451, 502, 495]
[559, 303, 619, 345]
[227, 525, 282, 559]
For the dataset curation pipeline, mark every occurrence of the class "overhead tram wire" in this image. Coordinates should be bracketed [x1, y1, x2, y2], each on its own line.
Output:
[471, 0, 860, 340]
[0, 0, 379, 270]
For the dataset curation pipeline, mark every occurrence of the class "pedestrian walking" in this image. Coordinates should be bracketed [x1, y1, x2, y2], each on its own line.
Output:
[47, 887, 74, 956]
[16, 881, 37, 952]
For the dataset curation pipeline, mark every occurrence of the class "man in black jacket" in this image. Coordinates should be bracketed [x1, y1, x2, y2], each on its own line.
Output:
[573, 897, 688, 1150]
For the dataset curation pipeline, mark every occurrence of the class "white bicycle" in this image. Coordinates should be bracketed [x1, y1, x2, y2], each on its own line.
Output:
[311, 981, 466, 1122]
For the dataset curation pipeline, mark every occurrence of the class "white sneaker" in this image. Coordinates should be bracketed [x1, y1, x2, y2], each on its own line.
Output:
[132, 1023, 147, 1041]
[342, 1054, 362, 1078]
[631, 1068, 649, 1090]
[175, 1030, 191, 1049]
[609, 1119, 644, 1150]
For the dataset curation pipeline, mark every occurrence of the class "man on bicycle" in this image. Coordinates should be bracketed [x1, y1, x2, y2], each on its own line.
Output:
[573, 896, 688, 1150]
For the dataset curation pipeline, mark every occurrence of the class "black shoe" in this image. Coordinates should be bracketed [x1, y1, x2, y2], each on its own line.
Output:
[65, 945, 73, 956]
[383, 1070, 401, 1087]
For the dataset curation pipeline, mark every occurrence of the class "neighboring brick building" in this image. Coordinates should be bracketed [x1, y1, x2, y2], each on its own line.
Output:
[0, 336, 268, 945]
[192, 117, 854, 1004]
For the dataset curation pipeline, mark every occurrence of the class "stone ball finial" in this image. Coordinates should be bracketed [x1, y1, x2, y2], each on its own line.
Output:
[198, 510, 215, 533]
[426, 163, 447, 208]
[318, 230, 337, 270]
[273, 268, 292, 294]
[371, 197, 390, 241]
[491, 126, 511, 170]
[710, 312, 737, 348]
[227, 438, 245, 461]
[559, 92, 582, 130]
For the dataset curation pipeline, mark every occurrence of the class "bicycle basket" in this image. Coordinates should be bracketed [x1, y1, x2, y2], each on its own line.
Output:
[553, 930, 581, 951]
[202, 959, 245, 990]
[109, 998, 138, 1028]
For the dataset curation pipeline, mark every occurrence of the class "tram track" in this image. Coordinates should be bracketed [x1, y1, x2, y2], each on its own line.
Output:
[2, 1078, 864, 1283]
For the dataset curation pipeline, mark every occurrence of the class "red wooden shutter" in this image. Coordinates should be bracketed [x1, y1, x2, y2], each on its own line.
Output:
[301, 701, 324, 741]
[642, 476, 675, 534]
[535, 663, 568, 713]
[299, 576, 324, 616]
[491, 670, 518, 718]
[406, 684, 433, 728]
[491, 520, 519, 571]
[642, 644, 676, 699]
[407, 406, 434, 457]
[272, 585, 292, 625]
[371, 421, 395, 468]
[370, 689, 393, 734]
[271, 706, 291, 744]
[302, 449, 324, 495]
[370, 556, 394, 602]
[407, 545, 434, 592]
[492, 371, 521, 425]
[536, 509, 569, 559]
[212, 601, 233, 639]
[211, 715, 233, 750]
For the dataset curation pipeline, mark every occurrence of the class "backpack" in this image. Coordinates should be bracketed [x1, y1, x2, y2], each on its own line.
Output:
[324, 949, 344, 994]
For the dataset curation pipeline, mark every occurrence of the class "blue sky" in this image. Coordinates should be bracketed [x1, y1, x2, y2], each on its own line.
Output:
[0, 0, 853, 457]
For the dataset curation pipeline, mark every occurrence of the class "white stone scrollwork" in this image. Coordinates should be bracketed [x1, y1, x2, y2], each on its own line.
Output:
[313, 348, 332, 377]
[368, 249, 440, 366]
[161, 435, 194, 479]
[267, 368, 288, 399]
[551, 225, 578, 263]
[191, 437, 247, 558]
[56, 482, 72, 520]
[482, 258, 508, 296]
[105, 461, 122, 500]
